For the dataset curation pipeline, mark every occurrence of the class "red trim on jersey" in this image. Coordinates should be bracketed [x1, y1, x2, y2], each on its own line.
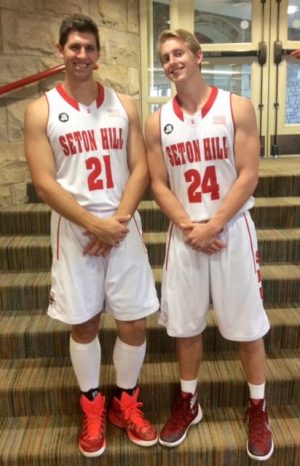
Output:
[173, 95, 184, 120]
[243, 213, 256, 273]
[96, 82, 105, 108]
[56, 83, 80, 110]
[164, 223, 174, 271]
[56, 82, 104, 110]
[172, 86, 218, 121]
[201, 86, 218, 117]
[56, 216, 62, 261]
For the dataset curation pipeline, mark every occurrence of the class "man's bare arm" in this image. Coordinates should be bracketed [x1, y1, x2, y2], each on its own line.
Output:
[145, 111, 192, 228]
[114, 94, 149, 216]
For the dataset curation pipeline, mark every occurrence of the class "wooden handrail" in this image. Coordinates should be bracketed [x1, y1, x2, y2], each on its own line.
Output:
[0, 64, 65, 96]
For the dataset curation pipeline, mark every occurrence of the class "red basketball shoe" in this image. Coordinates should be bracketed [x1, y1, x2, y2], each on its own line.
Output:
[245, 398, 274, 461]
[79, 392, 106, 457]
[108, 387, 158, 446]
[159, 389, 203, 447]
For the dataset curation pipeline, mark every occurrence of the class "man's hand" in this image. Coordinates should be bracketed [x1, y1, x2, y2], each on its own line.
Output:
[82, 233, 113, 256]
[91, 214, 130, 245]
[290, 49, 300, 59]
[83, 214, 131, 255]
[180, 221, 226, 254]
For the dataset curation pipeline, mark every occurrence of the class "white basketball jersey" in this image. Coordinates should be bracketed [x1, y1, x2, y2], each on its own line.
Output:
[46, 83, 129, 212]
[160, 87, 254, 221]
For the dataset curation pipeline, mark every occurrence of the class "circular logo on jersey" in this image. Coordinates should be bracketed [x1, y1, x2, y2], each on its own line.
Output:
[164, 124, 173, 134]
[59, 112, 69, 122]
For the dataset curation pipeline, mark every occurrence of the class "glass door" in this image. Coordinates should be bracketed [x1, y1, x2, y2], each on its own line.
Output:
[140, 0, 300, 157]
[191, 0, 267, 154]
[269, 0, 300, 156]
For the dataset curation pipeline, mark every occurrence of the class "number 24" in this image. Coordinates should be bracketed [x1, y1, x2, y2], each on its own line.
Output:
[184, 166, 220, 203]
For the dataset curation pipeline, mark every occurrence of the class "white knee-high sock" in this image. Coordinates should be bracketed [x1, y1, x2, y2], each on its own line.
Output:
[113, 337, 146, 389]
[70, 335, 101, 392]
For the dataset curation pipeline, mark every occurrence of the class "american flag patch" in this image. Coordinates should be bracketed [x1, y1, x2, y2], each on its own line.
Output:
[213, 115, 226, 125]
[107, 108, 122, 117]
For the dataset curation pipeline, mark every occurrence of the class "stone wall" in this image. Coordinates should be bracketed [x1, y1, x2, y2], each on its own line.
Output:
[0, 0, 141, 206]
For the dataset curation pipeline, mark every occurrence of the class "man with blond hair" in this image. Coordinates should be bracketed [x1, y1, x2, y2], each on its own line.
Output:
[145, 28, 273, 461]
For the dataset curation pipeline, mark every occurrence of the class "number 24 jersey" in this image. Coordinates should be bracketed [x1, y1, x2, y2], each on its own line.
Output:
[160, 87, 254, 221]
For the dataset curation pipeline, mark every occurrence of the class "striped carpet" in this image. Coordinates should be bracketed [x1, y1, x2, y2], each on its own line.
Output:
[0, 157, 299, 465]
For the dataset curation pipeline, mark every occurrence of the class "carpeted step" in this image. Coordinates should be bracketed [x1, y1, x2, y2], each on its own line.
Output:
[0, 350, 299, 417]
[138, 198, 300, 231]
[152, 264, 300, 303]
[256, 228, 300, 263]
[0, 263, 299, 311]
[253, 197, 300, 229]
[260, 264, 300, 304]
[0, 271, 50, 311]
[1, 158, 298, 466]
[255, 174, 300, 197]
[0, 405, 299, 466]
[0, 307, 299, 359]
[255, 157, 300, 197]
[0, 236, 52, 271]
[1, 197, 300, 236]
[1, 229, 299, 272]
[145, 228, 300, 266]
[0, 204, 51, 235]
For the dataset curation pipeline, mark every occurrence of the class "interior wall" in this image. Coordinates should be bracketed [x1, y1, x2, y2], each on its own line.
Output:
[0, 0, 141, 206]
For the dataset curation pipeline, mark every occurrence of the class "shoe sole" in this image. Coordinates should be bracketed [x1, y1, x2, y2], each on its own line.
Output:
[159, 404, 203, 448]
[79, 441, 106, 457]
[246, 440, 274, 461]
[128, 432, 159, 447]
[109, 413, 158, 447]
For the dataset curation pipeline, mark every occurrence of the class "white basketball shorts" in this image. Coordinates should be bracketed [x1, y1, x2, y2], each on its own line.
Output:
[48, 210, 159, 324]
[159, 211, 270, 341]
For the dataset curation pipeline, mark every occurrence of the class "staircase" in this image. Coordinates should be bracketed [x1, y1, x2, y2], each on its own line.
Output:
[0, 157, 299, 466]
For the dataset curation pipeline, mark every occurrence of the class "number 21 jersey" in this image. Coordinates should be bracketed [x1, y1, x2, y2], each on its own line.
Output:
[46, 82, 129, 213]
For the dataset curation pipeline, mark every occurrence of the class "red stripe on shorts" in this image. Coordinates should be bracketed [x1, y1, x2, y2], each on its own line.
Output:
[164, 223, 174, 271]
[56, 216, 62, 261]
[243, 213, 256, 273]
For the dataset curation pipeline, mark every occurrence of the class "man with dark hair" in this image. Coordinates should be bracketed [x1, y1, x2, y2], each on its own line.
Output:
[25, 14, 159, 458]
[145, 29, 273, 461]
[58, 14, 101, 50]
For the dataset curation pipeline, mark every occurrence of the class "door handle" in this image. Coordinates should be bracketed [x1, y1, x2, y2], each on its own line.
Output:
[274, 40, 282, 64]
[258, 41, 267, 65]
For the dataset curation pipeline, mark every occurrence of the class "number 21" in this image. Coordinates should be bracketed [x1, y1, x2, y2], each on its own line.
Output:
[85, 155, 114, 191]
